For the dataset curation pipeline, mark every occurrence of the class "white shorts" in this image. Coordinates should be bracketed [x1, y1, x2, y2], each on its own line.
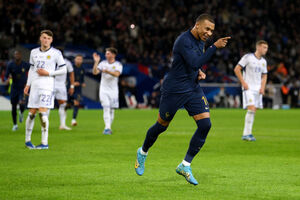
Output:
[99, 91, 119, 108]
[54, 86, 67, 101]
[28, 87, 54, 109]
[242, 90, 263, 109]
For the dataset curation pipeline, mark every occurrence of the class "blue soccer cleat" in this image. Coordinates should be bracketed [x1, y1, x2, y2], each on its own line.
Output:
[25, 141, 35, 149]
[176, 163, 198, 185]
[35, 144, 49, 149]
[242, 134, 256, 141]
[103, 129, 112, 135]
[135, 147, 147, 176]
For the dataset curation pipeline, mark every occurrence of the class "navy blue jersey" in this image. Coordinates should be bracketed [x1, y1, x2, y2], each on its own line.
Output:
[161, 29, 216, 93]
[5, 61, 30, 89]
[73, 65, 85, 93]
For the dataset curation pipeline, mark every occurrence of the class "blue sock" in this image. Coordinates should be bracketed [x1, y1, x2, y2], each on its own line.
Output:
[73, 106, 79, 119]
[142, 122, 167, 152]
[184, 118, 211, 163]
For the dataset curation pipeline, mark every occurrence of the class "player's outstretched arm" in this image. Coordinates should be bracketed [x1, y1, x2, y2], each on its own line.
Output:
[180, 36, 230, 71]
[234, 64, 248, 90]
[92, 53, 101, 75]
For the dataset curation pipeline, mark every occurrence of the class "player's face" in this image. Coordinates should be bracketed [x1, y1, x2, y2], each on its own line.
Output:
[105, 51, 115, 61]
[14, 51, 21, 61]
[257, 44, 268, 56]
[74, 56, 83, 67]
[40, 33, 53, 49]
[196, 20, 215, 41]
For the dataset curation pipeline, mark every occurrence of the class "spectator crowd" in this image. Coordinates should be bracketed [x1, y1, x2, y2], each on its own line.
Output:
[1, 0, 299, 106]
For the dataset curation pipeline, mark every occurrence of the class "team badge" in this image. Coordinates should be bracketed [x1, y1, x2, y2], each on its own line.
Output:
[22, 68, 25, 72]
[262, 63, 265, 67]
[203, 48, 205, 53]
[47, 55, 51, 59]
[113, 66, 116, 69]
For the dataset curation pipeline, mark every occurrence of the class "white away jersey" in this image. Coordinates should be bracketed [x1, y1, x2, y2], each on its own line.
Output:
[97, 60, 122, 93]
[29, 47, 66, 91]
[55, 58, 73, 88]
[238, 53, 267, 91]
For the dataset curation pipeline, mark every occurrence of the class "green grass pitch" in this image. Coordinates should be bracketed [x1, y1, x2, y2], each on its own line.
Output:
[0, 109, 300, 200]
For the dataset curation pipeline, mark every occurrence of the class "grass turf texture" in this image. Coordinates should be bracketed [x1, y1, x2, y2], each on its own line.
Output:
[0, 109, 299, 200]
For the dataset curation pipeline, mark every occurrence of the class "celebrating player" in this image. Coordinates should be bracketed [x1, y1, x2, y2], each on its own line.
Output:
[24, 30, 67, 149]
[134, 14, 230, 185]
[5, 50, 30, 131]
[71, 55, 85, 126]
[92, 48, 122, 135]
[234, 40, 268, 141]
[54, 50, 75, 130]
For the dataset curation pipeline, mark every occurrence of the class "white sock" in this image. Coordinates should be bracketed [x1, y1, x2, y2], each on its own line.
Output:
[243, 110, 255, 136]
[182, 160, 191, 166]
[59, 103, 67, 127]
[40, 112, 49, 145]
[140, 148, 148, 155]
[25, 113, 35, 142]
[103, 107, 111, 129]
[110, 108, 115, 125]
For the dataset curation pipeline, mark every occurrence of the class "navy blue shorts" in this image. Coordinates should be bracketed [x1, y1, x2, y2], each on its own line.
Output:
[72, 92, 82, 102]
[159, 87, 209, 121]
[10, 88, 25, 105]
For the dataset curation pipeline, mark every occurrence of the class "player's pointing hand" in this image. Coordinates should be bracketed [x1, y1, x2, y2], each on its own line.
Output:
[214, 36, 231, 48]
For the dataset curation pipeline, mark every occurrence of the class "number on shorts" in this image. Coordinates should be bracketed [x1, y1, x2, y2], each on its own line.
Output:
[41, 94, 51, 105]
[202, 96, 208, 105]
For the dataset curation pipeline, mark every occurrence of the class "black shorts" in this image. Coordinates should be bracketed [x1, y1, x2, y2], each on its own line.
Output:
[159, 87, 209, 121]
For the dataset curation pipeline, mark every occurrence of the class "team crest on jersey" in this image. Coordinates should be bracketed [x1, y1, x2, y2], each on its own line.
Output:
[47, 55, 51, 59]
[203, 48, 205, 53]
[22, 68, 25, 72]
[262, 63, 265, 67]
[113, 66, 116, 70]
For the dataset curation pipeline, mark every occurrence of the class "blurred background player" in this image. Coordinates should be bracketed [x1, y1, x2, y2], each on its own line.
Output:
[71, 55, 85, 126]
[5, 50, 30, 131]
[234, 40, 268, 141]
[54, 49, 75, 130]
[24, 30, 66, 149]
[92, 48, 122, 135]
[134, 14, 230, 185]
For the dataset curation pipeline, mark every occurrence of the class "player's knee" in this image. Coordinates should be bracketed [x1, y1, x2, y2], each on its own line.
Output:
[196, 118, 211, 132]
[28, 112, 36, 120]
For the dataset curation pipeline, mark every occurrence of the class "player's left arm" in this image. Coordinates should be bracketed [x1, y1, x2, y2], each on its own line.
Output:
[260, 74, 268, 95]
[102, 69, 121, 77]
[102, 63, 122, 77]
[37, 51, 67, 76]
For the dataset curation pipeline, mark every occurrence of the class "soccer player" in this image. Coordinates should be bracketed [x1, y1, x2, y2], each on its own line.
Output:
[92, 48, 122, 135]
[24, 30, 67, 149]
[54, 50, 75, 130]
[71, 55, 85, 126]
[5, 50, 30, 131]
[234, 40, 268, 141]
[134, 14, 230, 185]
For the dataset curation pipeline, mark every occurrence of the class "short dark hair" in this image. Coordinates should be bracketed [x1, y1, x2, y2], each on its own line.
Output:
[196, 14, 215, 24]
[106, 47, 118, 55]
[40, 29, 53, 37]
[256, 40, 268, 46]
[75, 54, 83, 58]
